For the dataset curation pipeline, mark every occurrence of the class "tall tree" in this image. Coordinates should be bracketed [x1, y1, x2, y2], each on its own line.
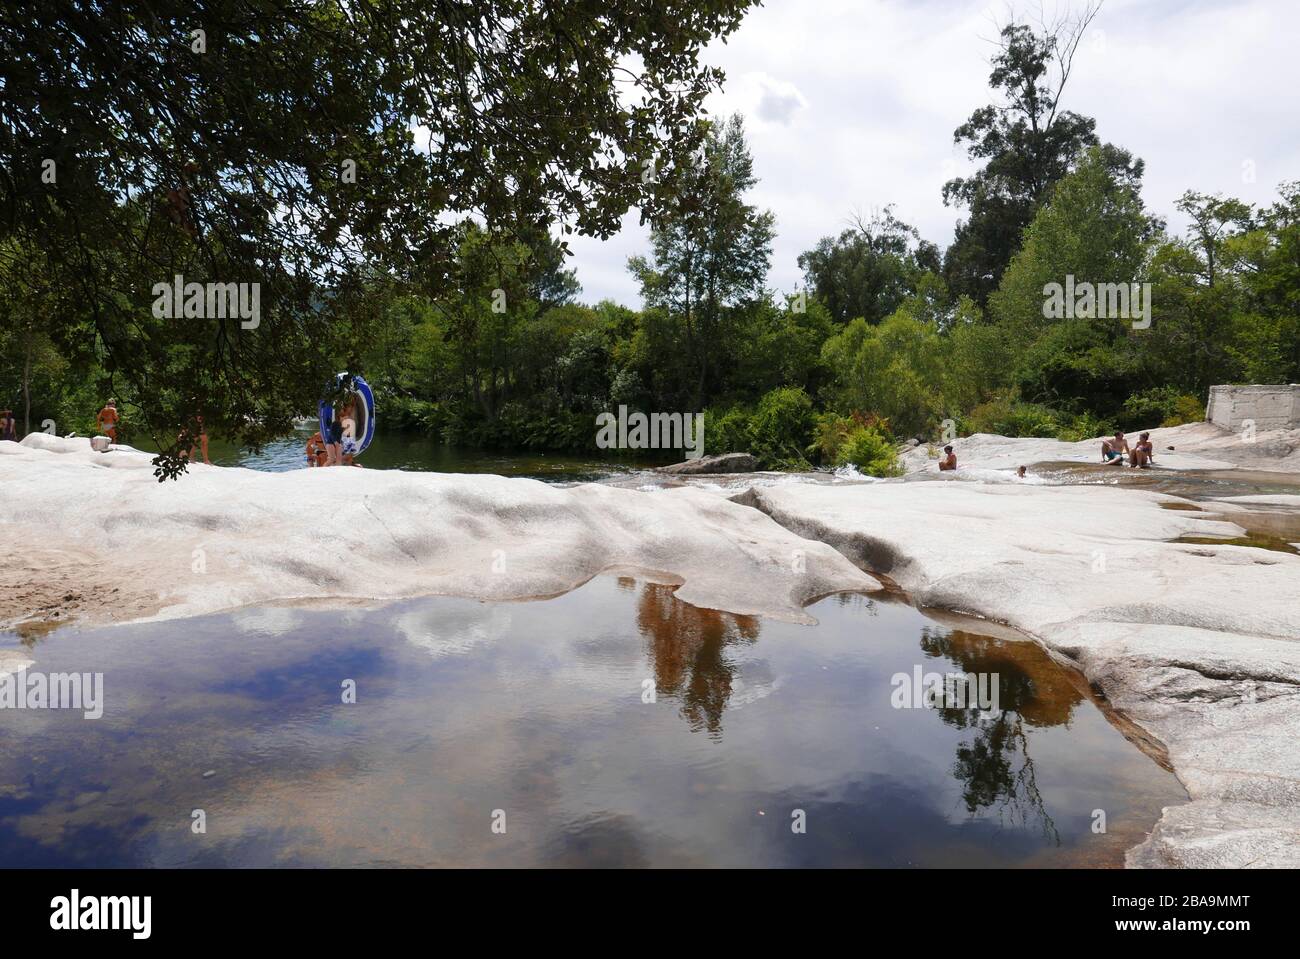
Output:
[797, 206, 941, 325]
[0, 0, 755, 475]
[942, 3, 1146, 304]
[628, 114, 775, 409]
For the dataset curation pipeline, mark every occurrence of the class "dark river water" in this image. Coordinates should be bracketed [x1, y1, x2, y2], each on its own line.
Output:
[186, 426, 668, 484]
[0, 577, 1183, 868]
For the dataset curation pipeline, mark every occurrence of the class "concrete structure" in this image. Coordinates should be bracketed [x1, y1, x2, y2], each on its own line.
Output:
[1205, 384, 1300, 431]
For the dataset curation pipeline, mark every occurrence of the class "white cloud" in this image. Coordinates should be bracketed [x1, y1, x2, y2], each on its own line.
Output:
[566, 0, 1300, 307]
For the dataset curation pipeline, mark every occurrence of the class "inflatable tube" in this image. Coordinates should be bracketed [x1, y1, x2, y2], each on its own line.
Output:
[318, 372, 376, 456]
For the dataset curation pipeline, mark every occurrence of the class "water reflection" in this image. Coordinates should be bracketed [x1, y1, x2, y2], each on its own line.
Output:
[919, 628, 1063, 842]
[633, 580, 760, 737]
[0, 577, 1184, 867]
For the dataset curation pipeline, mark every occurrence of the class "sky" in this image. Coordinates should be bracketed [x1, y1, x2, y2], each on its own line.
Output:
[563, 0, 1300, 307]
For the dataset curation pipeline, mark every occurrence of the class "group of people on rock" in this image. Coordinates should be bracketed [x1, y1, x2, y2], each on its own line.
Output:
[931, 428, 1155, 476]
[1101, 430, 1156, 468]
[85, 394, 363, 469]
[91, 399, 211, 463]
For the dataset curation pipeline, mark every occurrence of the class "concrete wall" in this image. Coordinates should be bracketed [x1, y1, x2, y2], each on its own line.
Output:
[1206, 384, 1300, 431]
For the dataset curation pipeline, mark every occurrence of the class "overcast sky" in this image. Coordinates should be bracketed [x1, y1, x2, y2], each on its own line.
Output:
[564, 0, 1300, 307]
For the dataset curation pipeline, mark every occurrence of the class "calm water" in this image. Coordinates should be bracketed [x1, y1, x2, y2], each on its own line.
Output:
[191, 427, 667, 483]
[0, 577, 1183, 867]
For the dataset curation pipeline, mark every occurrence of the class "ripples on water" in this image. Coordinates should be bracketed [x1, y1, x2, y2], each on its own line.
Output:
[0, 577, 1184, 867]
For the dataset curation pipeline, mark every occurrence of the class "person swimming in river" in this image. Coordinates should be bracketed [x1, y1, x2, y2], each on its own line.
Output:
[1129, 431, 1155, 468]
[1101, 431, 1128, 464]
[938, 445, 956, 471]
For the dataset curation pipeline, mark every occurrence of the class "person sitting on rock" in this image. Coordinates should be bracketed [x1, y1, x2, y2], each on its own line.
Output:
[1129, 432, 1155, 468]
[1101, 431, 1128, 464]
[1016, 465, 1028, 479]
[938, 445, 957, 471]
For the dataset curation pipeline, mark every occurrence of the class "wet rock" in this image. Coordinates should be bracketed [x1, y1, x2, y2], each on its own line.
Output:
[657, 452, 759, 475]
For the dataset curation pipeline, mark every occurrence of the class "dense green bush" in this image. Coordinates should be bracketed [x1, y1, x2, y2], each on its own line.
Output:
[747, 386, 815, 469]
[1120, 387, 1204, 431]
[835, 425, 902, 477]
[963, 394, 1063, 438]
[702, 405, 753, 458]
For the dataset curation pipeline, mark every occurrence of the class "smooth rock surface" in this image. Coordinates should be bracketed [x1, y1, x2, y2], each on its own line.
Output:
[0, 435, 876, 629]
[901, 422, 1300, 474]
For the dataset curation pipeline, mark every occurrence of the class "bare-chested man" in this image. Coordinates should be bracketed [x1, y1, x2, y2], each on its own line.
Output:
[1101, 430, 1128, 465]
[938, 445, 957, 471]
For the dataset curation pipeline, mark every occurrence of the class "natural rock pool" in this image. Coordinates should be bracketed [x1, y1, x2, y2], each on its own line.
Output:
[0, 576, 1185, 867]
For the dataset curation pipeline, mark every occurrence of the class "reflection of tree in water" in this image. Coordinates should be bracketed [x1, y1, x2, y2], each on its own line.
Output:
[633, 582, 761, 737]
[918, 627, 1086, 844]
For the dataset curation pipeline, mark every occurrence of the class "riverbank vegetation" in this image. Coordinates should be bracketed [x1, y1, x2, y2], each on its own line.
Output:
[2, 5, 1296, 478]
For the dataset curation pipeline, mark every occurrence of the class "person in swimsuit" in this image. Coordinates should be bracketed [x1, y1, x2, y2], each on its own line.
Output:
[1016, 465, 1027, 479]
[1101, 431, 1128, 464]
[340, 404, 359, 458]
[1129, 431, 1155, 468]
[938, 444, 956, 471]
[185, 414, 210, 464]
[326, 408, 344, 466]
[0, 409, 16, 442]
[96, 400, 120, 444]
[306, 431, 329, 467]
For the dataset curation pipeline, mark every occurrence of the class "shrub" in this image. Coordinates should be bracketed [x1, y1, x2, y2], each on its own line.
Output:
[835, 425, 902, 477]
[1121, 387, 1204, 431]
[808, 412, 855, 465]
[702, 405, 753, 458]
[747, 386, 815, 469]
[1055, 410, 1114, 442]
[963, 394, 1063, 438]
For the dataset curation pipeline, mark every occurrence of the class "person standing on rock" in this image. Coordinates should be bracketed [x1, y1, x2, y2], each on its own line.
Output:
[939, 445, 957, 471]
[185, 415, 210, 465]
[0, 409, 16, 442]
[96, 399, 120, 444]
